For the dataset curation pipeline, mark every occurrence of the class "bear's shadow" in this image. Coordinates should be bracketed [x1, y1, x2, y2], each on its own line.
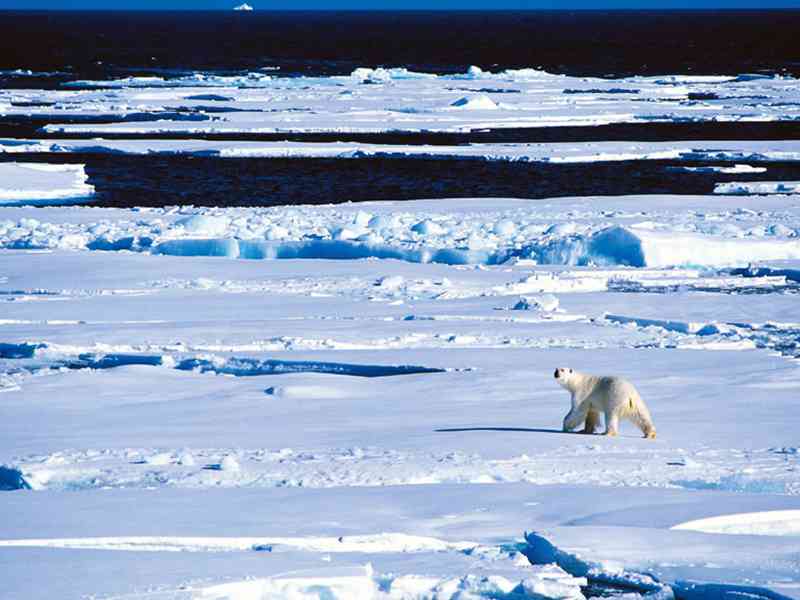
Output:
[435, 426, 566, 434]
[435, 426, 644, 438]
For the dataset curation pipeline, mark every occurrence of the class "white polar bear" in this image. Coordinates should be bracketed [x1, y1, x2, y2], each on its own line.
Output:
[554, 367, 656, 439]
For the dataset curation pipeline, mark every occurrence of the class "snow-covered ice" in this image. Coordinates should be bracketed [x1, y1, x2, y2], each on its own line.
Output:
[2, 61, 800, 600]
[1, 65, 797, 135]
[1, 189, 800, 599]
[0, 163, 95, 206]
[4, 138, 800, 165]
[1, 196, 798, 268]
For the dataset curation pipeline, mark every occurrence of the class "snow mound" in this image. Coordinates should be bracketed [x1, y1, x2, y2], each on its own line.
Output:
[219, 455, 241, 472]
[410, 219, 446, 235]
[265, 385, 349, 400]
[173, 214, 230, 235]
[672, 510, 800, 537]
[450, 95, 499, 110]
[513, 294, 560, 312]
[0, 163, 95, 206]
[233, 2, 253, 9]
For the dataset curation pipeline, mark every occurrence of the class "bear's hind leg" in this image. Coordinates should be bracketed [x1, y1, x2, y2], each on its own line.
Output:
[629, 398, 657, 439]
[603, 409, 619, 437]
[582, 409, 600, 434]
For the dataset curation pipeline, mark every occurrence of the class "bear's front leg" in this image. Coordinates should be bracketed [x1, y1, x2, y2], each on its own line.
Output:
[563, 406, 587, 432]
[582, 409, 600, 434]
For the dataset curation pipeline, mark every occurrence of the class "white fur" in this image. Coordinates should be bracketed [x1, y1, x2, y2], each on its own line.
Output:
[553, 367, 656, 439]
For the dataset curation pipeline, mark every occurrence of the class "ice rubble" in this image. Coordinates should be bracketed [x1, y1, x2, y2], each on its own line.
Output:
[0, 163, 95, 206]
[714, 181, 800, 195]
[2, 199, 799, 268]
[524, 532, 792, 600]
[62, 72, 273, 89]
[524, 532, 672, 600]
[194, 563, 587, 600]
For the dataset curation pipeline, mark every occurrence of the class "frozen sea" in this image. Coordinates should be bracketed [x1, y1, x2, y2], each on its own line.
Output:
[1, 10, 800, 600]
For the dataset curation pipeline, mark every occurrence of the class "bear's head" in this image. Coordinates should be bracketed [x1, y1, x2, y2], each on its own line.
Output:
[553, 367, 575, 388]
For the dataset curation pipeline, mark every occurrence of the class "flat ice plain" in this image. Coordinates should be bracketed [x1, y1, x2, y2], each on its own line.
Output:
[1, 64, 800, 600]
[2, 66, 799, 134]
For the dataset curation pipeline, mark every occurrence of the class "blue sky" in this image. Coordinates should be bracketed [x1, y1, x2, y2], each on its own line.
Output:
[0, 0, 798, 8]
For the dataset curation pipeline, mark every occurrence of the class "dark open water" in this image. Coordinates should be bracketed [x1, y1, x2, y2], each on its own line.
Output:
[4, 153, 800, 208]
[2, 10, 799, 84]
[2, 11, 799, 207]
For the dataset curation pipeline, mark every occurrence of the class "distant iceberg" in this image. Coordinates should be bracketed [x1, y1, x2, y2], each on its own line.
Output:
[233, 3, 254, 10]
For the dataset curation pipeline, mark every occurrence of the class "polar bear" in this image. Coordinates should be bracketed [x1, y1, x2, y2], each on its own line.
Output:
[553, 367, 656, 439]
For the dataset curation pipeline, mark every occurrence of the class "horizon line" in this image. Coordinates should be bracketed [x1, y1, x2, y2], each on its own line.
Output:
[1, 6, 798, 10]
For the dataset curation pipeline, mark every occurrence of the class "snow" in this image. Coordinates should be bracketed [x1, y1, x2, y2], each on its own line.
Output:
[0, 163, 95, 206]
[1, 190, 800, 598]
[672, 510, 800, 537]
[233, 2, 253, 9]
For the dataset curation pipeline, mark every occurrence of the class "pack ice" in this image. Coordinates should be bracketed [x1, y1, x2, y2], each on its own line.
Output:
[2, 62, 800, 600]
[1, 189, 800, 600]
[1, 64, 797, 135]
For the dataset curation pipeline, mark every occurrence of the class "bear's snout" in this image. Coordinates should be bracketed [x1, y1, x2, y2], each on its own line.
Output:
[554, 369, 560, 379]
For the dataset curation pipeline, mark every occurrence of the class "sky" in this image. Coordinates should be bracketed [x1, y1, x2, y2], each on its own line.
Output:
[0, 0, 798, 8]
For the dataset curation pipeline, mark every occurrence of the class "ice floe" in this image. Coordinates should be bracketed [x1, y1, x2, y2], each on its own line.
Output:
[4, 138, 800, 168]
[2, 65, 798, 135]
[714, 181, 800, 195]
[672, 510, 800, 537]
[0, 163, 95, 206]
